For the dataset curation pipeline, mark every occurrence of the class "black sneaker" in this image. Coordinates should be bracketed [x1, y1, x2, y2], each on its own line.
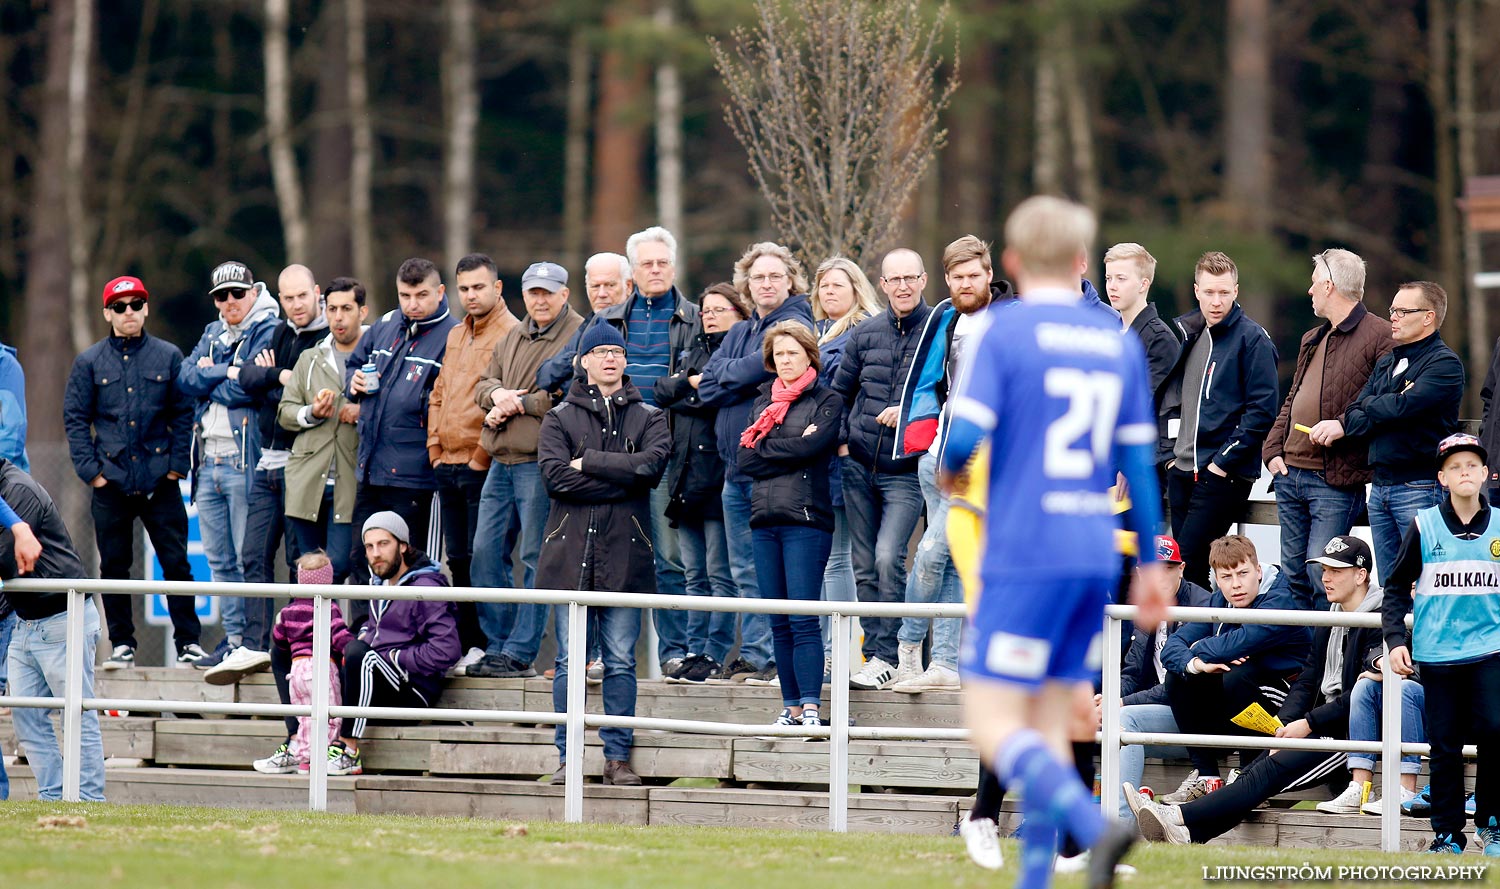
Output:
[101, 644, 136, 671]
[193, 639, 233, 671]
[678, 655, 721, 683]
[1087, 821, 1137, 889]
[467, 654, 535, 679]
[661, 657, 686, 679]
[710, 657, 757, 683]
[744, 663, 779, 686]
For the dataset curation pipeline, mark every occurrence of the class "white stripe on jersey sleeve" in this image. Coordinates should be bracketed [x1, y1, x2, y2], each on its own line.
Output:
[1115, 422, 1156, 445]
[952, 395, 998, 432]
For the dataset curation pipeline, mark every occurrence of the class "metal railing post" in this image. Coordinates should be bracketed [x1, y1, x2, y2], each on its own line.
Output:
[61, 587, 85, 802]
[1379, 642, 1401, 852]
[310, 592, 331, 812]
[829, 612, 850, 832]
[1099, 613, 1124, 819]
[564, 601, 587, 822]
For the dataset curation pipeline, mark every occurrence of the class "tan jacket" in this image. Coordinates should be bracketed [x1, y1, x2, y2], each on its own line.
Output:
[475, 309, 585, 466]
[427, 305, 519, 466]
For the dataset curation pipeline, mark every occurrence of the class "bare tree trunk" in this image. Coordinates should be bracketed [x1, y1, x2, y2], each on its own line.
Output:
[1033, 38, 1062, 195]
[66, 0, 94, 357]
[1455, 0, 1486, 417]
[97, 0, 158, 280]
[1429, 0, 1461, 305]
[1058, 18, 1099, 213]
[22, 0, 78, 460]
[592, 6, 648, 253]
[562, 29, 592, 281]
[946, 37, 993, 236]
[655, 0, 684, 277]
[309, 1, 352, 279]
[442, 0, 478, 273]
[264, 0, 308, 262]
[1224, 0, 1272, 233]
[347, 0, 375, 298]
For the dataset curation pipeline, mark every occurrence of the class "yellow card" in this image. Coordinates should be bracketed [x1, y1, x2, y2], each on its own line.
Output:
[1230, 702, 1285, 735]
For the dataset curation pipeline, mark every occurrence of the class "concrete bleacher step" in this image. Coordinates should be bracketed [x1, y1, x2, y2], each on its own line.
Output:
[105, 668, 962, 729]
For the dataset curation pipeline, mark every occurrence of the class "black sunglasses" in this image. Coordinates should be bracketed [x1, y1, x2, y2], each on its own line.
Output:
[213, 289, 251, 303]
[108, 298, 147, 314]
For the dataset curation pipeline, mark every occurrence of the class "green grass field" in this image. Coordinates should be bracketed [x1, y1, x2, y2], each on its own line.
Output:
[0, 801, 1474, 887]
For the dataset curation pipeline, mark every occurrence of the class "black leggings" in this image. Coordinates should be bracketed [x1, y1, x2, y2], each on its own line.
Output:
[1179, 746, 1347, 843]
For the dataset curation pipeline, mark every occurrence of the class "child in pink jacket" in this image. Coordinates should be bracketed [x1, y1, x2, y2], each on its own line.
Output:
[273, 552, 354, 771]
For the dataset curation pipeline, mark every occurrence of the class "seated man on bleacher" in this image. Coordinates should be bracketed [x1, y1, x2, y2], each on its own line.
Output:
[1126, 535, 1383, 843]
[1152, 534, 1310, 804]
[324, 511, 461, 776]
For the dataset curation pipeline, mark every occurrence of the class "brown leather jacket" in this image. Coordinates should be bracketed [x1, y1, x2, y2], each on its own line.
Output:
[475, 309, 586, 467]
[1263, 301, 1394, 488]
[427, 305, 519, 467]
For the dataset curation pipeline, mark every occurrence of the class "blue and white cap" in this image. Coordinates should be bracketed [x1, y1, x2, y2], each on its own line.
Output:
[521, 261, 568, 293]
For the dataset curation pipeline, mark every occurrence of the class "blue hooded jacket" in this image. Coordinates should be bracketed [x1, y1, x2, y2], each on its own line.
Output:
[177, 286, 283, 478]
[697, 294, 816, 481]
[0, 342, 30, 472]
[345, 296, 458, 488]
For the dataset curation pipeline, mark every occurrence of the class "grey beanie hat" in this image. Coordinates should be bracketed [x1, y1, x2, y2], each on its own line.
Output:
[362, 510, 410, 545]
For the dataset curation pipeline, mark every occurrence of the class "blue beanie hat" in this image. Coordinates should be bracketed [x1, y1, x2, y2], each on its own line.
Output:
[578, 323, 627, 357]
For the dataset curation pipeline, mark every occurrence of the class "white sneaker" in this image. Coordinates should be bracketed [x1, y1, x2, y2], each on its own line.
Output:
[1362, 786, 1417, 815]
[959, 815, 1003, 870]
[1054, 852, 1136, 876]
[1135, 797, 1190, 844]
[849, 657, 895, 690]
[203, 646, 272, 686]
[101, 645, 135, 671]
[894, 642, 922, 684]
[1317, 780, 1369, 815]
[890, 663, 960, 694]
[448, 646, 486, 678]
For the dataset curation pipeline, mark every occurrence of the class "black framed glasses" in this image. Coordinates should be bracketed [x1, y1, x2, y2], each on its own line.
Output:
[108, 298, 147, 314]
[1389, 306, 1430, 319]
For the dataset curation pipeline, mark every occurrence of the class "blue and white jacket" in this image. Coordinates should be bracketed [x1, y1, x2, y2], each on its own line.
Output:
[177, 287, 283, 479]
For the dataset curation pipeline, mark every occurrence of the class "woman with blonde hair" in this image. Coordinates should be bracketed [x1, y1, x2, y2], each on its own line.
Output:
[810, 256, 879, 675]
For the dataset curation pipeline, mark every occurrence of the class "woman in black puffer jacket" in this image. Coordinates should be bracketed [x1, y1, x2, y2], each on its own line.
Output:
[654, 283, 752, 683]
[737, 321, 843, 729]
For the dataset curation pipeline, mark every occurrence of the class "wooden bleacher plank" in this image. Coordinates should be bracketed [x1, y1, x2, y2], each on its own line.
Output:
[354, 776, 649, 823]
[428, 729, 733, 780]
[157, 720, 455, 772]
[95, 667, 238, 709]
[234, 673, 530, 713]
[2, 762, 357, 812]
[1, 713, 157, 761]
[732, 739, 977, 789]
[648, 786, 960, 834]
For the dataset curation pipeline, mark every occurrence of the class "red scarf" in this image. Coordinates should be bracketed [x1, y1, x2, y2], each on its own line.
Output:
[740, 367, 818, 449]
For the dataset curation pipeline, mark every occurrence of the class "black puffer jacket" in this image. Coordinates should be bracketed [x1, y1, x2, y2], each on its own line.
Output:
[536, 377, 670, 594]
[832, 302, 933, 473]
[737, 381, 843, 531]
[655, 330, 729, 525]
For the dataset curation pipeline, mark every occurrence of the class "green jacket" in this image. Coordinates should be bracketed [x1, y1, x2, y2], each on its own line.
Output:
[277, 334, 360, 523]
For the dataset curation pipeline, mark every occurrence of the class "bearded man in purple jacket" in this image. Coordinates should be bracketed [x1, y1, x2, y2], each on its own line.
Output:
[326, 510, 460, 776]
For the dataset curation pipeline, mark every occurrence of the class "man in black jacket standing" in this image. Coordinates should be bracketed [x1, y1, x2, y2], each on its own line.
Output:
[832, 247, 933, 690]
[538, 324, 670, 787]
[63, 275, 204, 668]
[1311, 281, 1464, 586]
[1158, 252, 1279, 588]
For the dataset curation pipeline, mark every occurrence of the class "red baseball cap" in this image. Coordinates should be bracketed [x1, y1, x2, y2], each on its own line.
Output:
[102, 276, 149, 306]
[1154, 535, 1184, 564]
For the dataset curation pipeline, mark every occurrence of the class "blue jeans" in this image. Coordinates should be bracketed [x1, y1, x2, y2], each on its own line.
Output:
[1369, 480, 1444, 587]
[820, 506, 856, 660]
[287, 487, 353, 583]
[195, 456, 250, 642]
[473, 461, 551, 664]
[721, 476, 775, 668]
[1117, 703, 1189, 818]
[754, 524, 833, 708]
[679, 519, 737, 663]
[8, 602, 105, 801]
[841, 458, 924, 665]
[649, 478, 689, 664]
[240, 466, 292, 649]
[552, 604, 641, 762]
[898, 453, 962, 667]
[0, 611, 12, 800]
[1346, 676, 1426, 774]
[1272, 466, 1366, 610]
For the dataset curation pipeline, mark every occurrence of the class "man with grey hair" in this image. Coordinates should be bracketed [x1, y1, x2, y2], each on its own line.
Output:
[833, 247, 932, 689]
[584, 252, 632, 314]
[1262, 248, 1393, 609]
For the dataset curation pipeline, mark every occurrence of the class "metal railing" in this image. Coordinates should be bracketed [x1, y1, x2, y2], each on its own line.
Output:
[1, 578, 1439, 851]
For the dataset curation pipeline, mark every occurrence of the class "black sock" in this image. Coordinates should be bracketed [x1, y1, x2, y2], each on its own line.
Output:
[973, 763, 1007, 821]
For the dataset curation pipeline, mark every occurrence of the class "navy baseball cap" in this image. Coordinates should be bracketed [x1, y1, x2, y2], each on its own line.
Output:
[521, 261, 568, 293]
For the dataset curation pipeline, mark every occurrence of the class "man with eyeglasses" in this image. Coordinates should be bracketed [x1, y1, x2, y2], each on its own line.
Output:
[1261, 249, 1393, 609]
[63, 275, 205, 668]
[178, 261, 283, 668]
[832, 247, 934, 689]
[1309, 281, 1464, 585]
